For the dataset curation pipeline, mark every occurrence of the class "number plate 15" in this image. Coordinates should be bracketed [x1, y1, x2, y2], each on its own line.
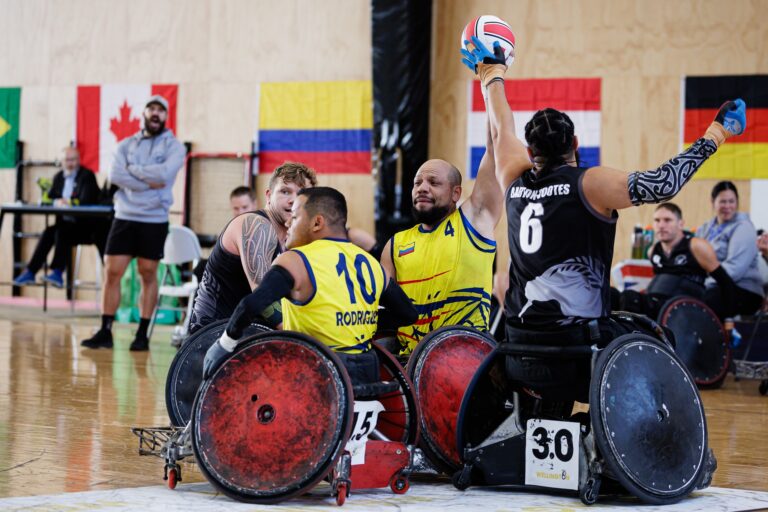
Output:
[524, 418, 580, 490]
[346, 400, 384, 465]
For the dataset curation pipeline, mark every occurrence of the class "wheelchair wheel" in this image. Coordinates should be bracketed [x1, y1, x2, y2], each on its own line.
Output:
[191, 331, 354, 503]
[372, 343, 420, 445]
[455, 348, 511, 462]
[590, 333, 708, 505]
[165, 319, 270, 426]
[658, 296, 729, 388]
[408, 326, 496, 473]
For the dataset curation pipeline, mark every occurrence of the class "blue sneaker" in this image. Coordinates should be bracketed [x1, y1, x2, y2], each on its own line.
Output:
[12, 270, 36, 286]
[43, 269, 64, 288]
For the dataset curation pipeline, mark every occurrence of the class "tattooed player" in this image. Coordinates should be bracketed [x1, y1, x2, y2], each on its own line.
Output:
[462, 36, 746, 397]
[187, 162, 318, 335]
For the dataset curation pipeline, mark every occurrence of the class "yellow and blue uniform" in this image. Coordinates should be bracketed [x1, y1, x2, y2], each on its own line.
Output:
[283, 238, 386, 354]
[392, 208, 495, 354]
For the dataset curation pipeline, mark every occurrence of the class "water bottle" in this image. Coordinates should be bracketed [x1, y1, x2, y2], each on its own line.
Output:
[643, 225, 654, 259]
[631, 225, 643, 259]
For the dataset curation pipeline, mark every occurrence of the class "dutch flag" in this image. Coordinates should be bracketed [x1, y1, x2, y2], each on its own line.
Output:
[466, 78, 601, 178]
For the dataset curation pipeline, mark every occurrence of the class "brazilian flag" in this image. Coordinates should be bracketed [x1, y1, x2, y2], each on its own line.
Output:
[0, 87, 20, 168]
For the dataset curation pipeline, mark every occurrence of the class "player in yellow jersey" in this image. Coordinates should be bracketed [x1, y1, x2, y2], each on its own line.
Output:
[380, 126, 503, 356]
[203, 187, 417, 385]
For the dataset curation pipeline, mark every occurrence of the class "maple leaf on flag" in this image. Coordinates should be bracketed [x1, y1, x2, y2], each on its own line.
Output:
[110, 100, 141, 142]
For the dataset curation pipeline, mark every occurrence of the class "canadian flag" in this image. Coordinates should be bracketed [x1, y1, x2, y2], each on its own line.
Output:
[76, 84, 178, 173]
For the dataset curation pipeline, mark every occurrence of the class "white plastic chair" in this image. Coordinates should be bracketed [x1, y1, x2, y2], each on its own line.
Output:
[148, 225, 202, 342]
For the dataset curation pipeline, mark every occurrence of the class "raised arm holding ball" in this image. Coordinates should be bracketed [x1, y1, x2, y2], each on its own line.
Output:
[461, 24, 747, 349]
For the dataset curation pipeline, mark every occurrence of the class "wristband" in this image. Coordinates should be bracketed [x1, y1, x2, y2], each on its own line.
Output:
[220, 331, 238, 352]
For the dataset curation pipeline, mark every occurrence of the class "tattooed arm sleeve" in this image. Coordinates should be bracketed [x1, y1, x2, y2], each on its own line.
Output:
[627, 138, 718, 206]
[240, 215, 280, 290]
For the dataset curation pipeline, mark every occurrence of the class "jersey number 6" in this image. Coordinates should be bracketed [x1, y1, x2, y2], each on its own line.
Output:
[520, 203, 544, 254]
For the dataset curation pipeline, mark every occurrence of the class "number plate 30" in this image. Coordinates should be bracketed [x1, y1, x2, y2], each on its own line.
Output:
[524, 418, 580, 490]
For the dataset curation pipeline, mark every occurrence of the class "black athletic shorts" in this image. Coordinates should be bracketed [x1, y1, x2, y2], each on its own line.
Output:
[105, 219, 169, 260]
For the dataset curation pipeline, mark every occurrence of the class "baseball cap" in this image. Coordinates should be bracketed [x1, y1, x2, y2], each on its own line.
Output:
[145, 95, 169, 111]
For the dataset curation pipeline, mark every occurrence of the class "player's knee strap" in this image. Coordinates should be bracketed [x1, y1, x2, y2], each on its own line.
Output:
[627, 138, 717, 205]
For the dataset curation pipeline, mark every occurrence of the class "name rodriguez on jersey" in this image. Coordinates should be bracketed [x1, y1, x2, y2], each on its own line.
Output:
[508, 184, 571, 201]
[336, 310, 378, 327]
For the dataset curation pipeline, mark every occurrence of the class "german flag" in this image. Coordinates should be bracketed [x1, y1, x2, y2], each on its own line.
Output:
[683, 75, 768, 179]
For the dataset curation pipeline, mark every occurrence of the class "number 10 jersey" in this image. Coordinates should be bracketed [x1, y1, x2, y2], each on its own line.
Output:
[283, 238, 385, 354]
[504, 165, 617, 329]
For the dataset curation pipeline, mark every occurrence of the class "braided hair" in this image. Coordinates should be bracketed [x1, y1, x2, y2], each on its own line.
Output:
[524, 108, 576, 173]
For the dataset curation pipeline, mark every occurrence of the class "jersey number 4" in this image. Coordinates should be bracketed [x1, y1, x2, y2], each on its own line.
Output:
[520, 203, 544, 254]
[336, 253, 377, 305]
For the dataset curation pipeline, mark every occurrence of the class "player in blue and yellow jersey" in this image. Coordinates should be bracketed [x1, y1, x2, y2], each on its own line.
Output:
[381, 127, 504, 356]
[203, 187, 417, 385]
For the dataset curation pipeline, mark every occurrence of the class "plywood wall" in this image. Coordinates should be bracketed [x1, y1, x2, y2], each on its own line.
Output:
[1, 0, 766, 298]
[0, 0, 372, 292]
[431, 0, 768, 267]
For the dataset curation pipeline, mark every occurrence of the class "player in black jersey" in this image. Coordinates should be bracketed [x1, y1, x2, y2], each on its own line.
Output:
[188, 162, 381, 337]
[187, 162, 318, 335]
[462, 36, 746, 399]
[620, 203, 737, 318]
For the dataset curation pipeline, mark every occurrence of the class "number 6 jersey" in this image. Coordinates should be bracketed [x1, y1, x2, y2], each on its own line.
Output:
[505, 165, 617, 328]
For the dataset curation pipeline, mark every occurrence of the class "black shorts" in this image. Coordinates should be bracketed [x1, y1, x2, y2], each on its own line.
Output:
[105, 219, 169, 260]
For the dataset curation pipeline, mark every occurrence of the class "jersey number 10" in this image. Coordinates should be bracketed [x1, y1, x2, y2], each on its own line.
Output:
[336, 253, 377, 305]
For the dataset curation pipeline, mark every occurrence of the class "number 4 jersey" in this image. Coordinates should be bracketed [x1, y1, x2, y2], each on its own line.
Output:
[505, 166, 617, 328]
[392, 208, 496, 354]
[282, 238, 386, 354]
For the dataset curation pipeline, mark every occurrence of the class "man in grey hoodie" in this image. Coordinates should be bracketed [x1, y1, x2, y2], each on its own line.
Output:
[81, 95, 186, 351]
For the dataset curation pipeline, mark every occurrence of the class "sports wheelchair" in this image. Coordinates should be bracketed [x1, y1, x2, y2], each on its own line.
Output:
[451, 318, 717, 505]
[133, 329, 419, 505]
[406, 325, 496, 474]
[657, 296, 730, 388]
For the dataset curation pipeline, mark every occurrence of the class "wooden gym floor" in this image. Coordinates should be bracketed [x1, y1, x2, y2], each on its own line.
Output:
[0, 308, 766, 508]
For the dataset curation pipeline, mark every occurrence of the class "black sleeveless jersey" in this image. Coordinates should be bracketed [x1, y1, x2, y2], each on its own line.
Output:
[189, 210, 281, 333]
[504, 165, 617, 328]
[646, 232, 706, 298]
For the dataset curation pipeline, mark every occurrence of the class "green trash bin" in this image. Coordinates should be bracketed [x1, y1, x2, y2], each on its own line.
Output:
[115, 260, 181, 324]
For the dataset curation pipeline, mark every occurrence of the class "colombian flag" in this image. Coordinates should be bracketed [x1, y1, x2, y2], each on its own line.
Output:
[682, 75, 768, 179]
[467, 78, 601, 178]
[258, 81, 372, 174]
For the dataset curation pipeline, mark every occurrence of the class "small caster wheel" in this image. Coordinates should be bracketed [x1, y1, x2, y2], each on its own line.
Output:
[335, 481, 348, 506]
[167, 467, 178, 489]
[452, 465, 472, 491]
[390, 474, 409, 494]
[579, 476, 601, 505]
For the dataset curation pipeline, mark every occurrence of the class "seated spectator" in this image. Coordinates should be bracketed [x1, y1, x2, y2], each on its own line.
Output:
[619, 203, 737, 318]
[229, 186, 257, 217]
[13, 147, 103, 288]
[695, 181, 764, 318]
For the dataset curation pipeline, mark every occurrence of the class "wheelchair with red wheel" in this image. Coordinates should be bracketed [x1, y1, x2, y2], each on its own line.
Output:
[406, 326, 496, 474]
[134, 329, 419, 505]
[451, 318, 717, 506]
